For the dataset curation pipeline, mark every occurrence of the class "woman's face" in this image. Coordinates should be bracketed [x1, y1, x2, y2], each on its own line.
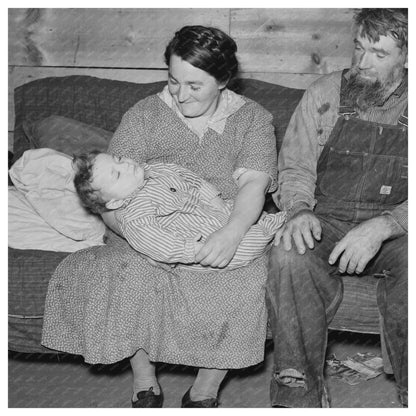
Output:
[168, 54, 226, 118]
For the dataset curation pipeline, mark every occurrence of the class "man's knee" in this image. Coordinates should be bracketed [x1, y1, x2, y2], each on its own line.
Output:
[269, 244, 323, 277]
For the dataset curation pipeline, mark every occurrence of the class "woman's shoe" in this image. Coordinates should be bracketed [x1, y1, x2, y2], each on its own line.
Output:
[181, 387, 219, 408]
[132, 386, 163, 408]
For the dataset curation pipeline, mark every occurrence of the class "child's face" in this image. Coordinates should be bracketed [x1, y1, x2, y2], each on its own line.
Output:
[91, 153, 145, 204]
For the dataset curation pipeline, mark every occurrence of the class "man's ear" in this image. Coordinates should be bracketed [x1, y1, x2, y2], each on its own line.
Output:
[105, 199, 124, 210]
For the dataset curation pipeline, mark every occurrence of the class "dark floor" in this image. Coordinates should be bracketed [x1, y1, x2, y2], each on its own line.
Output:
[8, 330, 401, 408]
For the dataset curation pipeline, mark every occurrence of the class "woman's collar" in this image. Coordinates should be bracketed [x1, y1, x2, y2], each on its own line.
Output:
[157, 85, 245, 137]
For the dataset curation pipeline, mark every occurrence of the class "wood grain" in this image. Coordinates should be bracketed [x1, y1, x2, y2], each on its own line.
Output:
[231, 8, 354, 74]
[8, 8, 358, 151]
[9, 9, 230, 68]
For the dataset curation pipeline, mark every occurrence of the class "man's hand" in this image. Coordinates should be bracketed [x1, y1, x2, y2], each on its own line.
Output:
[195, 226, 242, 268]
[328, 216, 398, 274]
[274, 209, 322, 254]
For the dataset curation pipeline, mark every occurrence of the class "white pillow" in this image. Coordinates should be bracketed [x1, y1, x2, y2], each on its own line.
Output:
[8, 186, 104, 252]
[9, 148, 105, 242]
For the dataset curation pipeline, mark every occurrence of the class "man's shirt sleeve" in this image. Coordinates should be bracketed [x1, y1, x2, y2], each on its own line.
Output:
[384, 200, 408, 232]
[274, 87, 321, 215]
[273, 73, 341, 217]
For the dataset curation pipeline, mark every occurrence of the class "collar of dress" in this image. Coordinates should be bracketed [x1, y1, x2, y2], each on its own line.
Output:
[157, 85, 246, 138]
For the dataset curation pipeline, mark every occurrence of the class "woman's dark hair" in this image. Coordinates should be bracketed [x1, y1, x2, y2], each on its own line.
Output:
[354, 8, 408, 50]
[73, 151, 108, 214]
[164, 25, 239, 84]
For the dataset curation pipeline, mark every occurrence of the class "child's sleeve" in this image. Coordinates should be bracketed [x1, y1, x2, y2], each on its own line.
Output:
[227, 211, 286, 269]
[119, 217, 200, 264]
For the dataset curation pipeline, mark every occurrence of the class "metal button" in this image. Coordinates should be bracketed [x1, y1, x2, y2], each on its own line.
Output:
[170, 187, 176, 192]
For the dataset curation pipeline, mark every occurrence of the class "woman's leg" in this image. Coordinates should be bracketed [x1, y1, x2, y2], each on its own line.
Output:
[130, 348, 160, 400]
[190, 368, 228, 400]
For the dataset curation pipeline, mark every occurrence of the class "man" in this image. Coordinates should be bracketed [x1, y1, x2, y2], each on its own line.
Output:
[267, 8, 407, 407]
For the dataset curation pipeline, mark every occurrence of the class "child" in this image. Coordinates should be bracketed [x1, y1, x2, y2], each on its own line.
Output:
[73, 151, 286, 270]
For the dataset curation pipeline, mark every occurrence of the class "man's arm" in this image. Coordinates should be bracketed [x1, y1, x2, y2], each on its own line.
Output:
[275, 87, 323, 216]
[385, 200, 408, 232]
[274, 84, 328, 253]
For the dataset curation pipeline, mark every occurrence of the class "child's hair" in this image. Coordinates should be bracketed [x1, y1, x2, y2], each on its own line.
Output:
[73, 151, 108, 214]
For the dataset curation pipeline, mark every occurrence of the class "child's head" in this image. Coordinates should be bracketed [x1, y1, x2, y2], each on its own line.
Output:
[73, 152, 145, 214]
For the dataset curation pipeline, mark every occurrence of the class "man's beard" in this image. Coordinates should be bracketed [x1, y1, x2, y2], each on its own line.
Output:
[342, 70, 388, 111]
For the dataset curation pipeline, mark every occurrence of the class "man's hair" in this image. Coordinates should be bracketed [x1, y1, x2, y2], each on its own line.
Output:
[164, 25, 239, 84]
[354, 9, 408, 50]
[73, 151, 108, 214]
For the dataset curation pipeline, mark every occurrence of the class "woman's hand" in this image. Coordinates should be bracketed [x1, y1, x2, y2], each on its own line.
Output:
[195, 225, 242, 268]
[195, 169, 270, 268]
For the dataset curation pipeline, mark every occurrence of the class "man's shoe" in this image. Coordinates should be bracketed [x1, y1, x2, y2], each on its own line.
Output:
[181, 387, 219, 408]
[132, 386, 163, 408]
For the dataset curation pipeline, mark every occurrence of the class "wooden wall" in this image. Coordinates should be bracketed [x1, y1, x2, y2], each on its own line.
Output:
[8, 8, 355, 151]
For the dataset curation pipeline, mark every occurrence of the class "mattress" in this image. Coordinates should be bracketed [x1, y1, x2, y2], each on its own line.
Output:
[8, 247, 70, 353]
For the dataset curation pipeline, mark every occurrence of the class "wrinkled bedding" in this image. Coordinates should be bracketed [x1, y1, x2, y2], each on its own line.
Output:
[8, 148, 106, 251]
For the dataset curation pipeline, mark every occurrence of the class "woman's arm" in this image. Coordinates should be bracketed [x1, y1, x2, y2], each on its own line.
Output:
[195, 169, 270, 268]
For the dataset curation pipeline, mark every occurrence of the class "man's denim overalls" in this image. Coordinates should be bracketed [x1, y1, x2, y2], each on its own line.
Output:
[267, 72, 408, 407]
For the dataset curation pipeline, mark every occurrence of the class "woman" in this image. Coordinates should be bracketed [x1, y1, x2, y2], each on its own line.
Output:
[42, 25, 277, 408]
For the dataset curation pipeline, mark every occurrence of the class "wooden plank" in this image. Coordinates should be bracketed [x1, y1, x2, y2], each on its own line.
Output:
[8, 66, 169, 131]
[242, 72, 320, 90]
[231, 8, 355, 74]
[9, 8, 230, 68]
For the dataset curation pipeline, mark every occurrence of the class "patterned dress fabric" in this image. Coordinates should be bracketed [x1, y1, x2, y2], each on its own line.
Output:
[41, 91, 277, 368]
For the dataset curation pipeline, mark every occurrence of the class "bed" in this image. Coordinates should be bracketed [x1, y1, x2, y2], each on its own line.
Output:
[8, 75, 388, 367]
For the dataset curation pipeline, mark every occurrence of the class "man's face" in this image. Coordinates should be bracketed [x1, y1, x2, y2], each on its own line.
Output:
[348, 28, 407, 107]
